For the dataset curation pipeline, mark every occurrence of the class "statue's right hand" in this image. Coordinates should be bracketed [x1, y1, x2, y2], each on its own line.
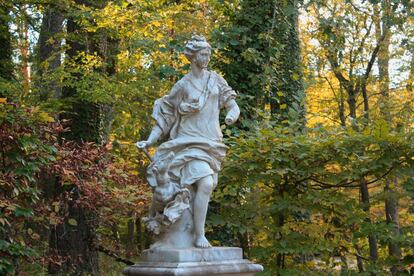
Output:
[136, 140, 149, 149]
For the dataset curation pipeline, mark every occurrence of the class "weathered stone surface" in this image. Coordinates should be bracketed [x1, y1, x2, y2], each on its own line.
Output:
[127, 36, 263, 276]
[123, 247, 263, 276]
[141, 247, 243, 263]
[123, 259, 263, 276]
[136, 35, 240, 249]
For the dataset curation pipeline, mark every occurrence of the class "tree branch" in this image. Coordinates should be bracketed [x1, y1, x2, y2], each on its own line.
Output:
[96, 245, 135, 266]
[309, 165, 396, 189]
[364, 29, 387, 80]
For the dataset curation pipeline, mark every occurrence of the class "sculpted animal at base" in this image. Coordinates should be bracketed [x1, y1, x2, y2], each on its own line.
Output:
[149, 152, 179, 216]
[143, 152, 191, 236]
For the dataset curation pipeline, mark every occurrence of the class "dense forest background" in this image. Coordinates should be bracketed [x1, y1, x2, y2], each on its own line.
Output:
[1, 0, 414, 275]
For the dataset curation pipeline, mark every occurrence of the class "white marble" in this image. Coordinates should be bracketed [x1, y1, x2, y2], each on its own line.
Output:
[137, 35, 240, 249]
[141, 247, 243, 263]
[123, 247, 264, 276]
[126, 35, 263, 276]
[123, 260, 263, 276]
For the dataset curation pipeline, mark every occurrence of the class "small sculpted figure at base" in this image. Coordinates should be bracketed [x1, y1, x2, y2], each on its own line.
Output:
[137, 35, 240, 249]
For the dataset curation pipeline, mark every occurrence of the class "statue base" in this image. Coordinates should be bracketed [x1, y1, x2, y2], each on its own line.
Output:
[123, 247, 263, 276]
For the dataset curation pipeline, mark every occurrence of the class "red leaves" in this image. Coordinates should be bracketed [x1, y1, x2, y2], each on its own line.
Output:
[46, 135, 150, 229]
[51, 141, 108, 209]
[1, 103, 151, 272]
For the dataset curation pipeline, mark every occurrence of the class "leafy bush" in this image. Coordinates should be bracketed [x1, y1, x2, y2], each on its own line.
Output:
[0, 103, 150, 275]
[212, 122, 414, 274]
[0, 103, 58, 274]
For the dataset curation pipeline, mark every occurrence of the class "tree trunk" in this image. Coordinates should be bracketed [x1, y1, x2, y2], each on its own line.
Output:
[36, 6, 64, 100]
[48, 1, 116, 274]
[135, 217, 143, 253]
[384, 179, 401, 275]
[126, 213, 135, 258]
[375, 3, 391, 121]
[339, 86, 346, 126]
[361, 81, 369, 123]
[215, 0, 305, 122]
[237, 232, 250, 258]
[48, 7, 100, 273]
[360, 179, 378, 267]
[270, 0, 305, 124]
[354, 244, 364, 273]
[275, 213, 285, 270]
[375, 3, 401, 274]
[407, 50, 414, 92]
[17, 5, 30, 98]
[347, 88, 357, 121]
[0, 3, 13, 86]
[49, 199, 100, 275]
[274, 183, 286, 272]
[346, 87, 359, 130]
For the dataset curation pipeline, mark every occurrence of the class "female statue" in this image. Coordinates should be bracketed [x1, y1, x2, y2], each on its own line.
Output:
[137, 35, 240, 248]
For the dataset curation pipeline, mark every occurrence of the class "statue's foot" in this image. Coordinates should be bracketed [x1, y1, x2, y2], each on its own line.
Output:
[195, 235, 211, 248]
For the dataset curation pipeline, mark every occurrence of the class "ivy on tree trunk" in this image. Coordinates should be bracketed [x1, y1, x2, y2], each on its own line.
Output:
[0, 4, 13, 84]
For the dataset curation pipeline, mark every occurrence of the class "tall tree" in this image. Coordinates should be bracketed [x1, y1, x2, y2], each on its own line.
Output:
[375, 2, 402, 274]
[48, 1, 116, 274]
[214, 0, 305, 125]
[409, 54, 414, 92]
[213, 1, 306, 271]
[407, 21, 414, 92]
[0, 3, 13, 86]
[310, 2, 393, 268]
[36, 4, 64, 100]
[375, 2, 391, 121]
[15, 4, 30, 98]
[269, 0, 305, 124]
[303, 1, 414, 272]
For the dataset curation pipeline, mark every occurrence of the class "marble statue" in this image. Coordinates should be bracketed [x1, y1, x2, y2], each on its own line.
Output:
[136, 35, 240, 249]
[125, 35, 262, 276]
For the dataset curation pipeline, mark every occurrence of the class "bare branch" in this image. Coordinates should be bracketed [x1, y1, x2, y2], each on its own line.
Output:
[96, 245, 134, 266]
[364, 29, 387, 80]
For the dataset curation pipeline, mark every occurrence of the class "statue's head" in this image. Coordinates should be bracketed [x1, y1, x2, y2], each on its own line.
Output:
[184, 35, 211, 69]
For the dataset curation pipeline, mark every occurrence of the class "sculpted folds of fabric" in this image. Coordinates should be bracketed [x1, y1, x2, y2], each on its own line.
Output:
[137, 35, 240, 249]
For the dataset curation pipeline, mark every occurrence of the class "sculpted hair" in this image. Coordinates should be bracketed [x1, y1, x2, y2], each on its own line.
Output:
[184, 35, 211, 61]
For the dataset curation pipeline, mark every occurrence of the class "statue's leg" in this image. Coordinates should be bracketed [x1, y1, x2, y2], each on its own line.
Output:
[194, 175, 214, 248]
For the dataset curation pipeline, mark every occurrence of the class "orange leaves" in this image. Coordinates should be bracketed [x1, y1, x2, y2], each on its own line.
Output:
[1, 103, 151, 271]
[48, 138, 150, 221]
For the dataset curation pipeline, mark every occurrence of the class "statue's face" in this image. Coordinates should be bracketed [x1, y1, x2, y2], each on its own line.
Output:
[193, 48, 211, 69]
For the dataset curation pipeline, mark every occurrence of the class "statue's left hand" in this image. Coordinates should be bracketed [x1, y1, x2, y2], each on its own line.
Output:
[225, 115, 236, 125]
[224, 99, 240, 125]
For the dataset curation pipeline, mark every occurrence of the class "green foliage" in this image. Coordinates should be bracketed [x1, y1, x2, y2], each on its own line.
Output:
[0, 103, 57, 275]
[213, 0, 305, 124]
[0, 100, 150, 275]
[212, 122, 414, 273]
[2, 0, 414, 274]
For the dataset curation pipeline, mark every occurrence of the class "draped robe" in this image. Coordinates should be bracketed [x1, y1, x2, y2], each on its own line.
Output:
[147, 71, 237, 189]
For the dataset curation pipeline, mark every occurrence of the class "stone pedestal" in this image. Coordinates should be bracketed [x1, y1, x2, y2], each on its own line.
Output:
[123, 247, 263, 276]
